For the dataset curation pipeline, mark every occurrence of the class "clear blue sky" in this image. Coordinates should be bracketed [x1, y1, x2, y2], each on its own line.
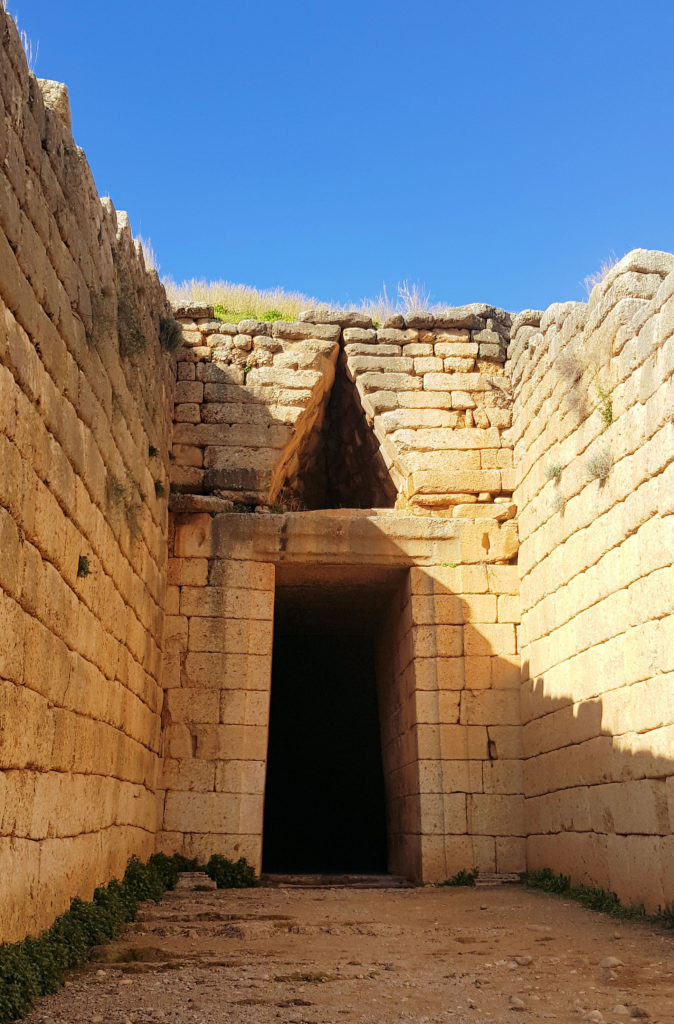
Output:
[12, 0, 674, 312]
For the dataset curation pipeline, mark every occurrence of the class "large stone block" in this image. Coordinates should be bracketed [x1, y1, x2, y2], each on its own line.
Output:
[193, 723, 268, 761]
[180, 586, 273, 620]
[464, 623, 517, 656]
[460, 689, 520, 726]
[412, 624, 463, 657]
[468, 794, 524, 836]
[164, 689, 220, 725]
[413, 657, 465, 690]
[214, 760, 266, 795]
[161, 758, 216, 792]
[163, 791, 263, 835]
[188, 616, 273, 656]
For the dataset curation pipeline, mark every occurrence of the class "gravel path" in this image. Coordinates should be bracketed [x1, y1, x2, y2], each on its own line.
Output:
[25, 878, 673, 1024]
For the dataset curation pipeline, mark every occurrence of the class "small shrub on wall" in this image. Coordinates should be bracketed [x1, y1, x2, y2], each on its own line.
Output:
[586, 447, 612, 481]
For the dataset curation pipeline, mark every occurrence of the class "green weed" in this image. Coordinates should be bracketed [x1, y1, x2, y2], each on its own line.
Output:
[595, 380, 613, 426]
[526, 868, 652, 921]
[441, 868, 477, 887]
[76, 555, 91, 578]
[0, 854, 200, 1024]
[205, 855, 258, 889]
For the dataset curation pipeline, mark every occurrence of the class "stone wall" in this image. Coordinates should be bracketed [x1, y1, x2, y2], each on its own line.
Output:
[510, 250, 674, 910]
[159, 547, 274, 868]
[169, 304, 516, 515]
[157, 509, 522, 881]
[0, 12, 175, 942]
[2, 0, 674, 941]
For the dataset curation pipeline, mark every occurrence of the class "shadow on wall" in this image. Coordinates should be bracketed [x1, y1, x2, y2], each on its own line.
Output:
[171, 328, 396, 511]
[522, 667, 674, 912]
[162, 506, 673, 910]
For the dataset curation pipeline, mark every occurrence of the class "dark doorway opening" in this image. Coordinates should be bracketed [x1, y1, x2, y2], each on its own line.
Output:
[262, 568, 400, 875]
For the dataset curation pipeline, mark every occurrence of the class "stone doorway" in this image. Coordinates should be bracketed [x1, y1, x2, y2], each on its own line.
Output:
[262, 567, 405, 875]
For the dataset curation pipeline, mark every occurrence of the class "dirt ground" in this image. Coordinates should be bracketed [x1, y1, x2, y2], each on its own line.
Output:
[24, 877, 673, 1024]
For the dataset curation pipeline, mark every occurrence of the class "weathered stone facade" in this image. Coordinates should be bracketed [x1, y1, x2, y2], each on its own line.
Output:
[0, 13, 174, 942]
[509, 251, 674, 911]
[0, 7, 673, 944]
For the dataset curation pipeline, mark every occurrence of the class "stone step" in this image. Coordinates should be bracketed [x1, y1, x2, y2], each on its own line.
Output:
[174, 872, 217, 890]
[474, 872, 523, 886]
[261, 873, 413, 889]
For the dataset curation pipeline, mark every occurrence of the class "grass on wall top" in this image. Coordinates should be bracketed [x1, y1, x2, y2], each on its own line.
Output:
[162, 278, 458, 326]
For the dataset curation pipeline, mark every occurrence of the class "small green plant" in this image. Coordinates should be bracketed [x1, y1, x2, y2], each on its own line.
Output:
[595, 380, 613, 427]
[526, 867, 571, 894]
[526, 868, 650, 921]
[159, 316, 184, 354]
[211, 303, 294, 324]
[545, 463, 563, 483]
[550, 492, 566, 514]
[105, 474, 141, 539]
[105, 474, 128, 509]
[441, 868, 477, 887]
[205, 855, 258, 889]
[154, 480, 165, 499]
[232, 500, 254, 513]
[586, 447, 612, 482]
[213, 304, 255, 323]
[654, 902, 674, 929]
[148, 444, 158, 458]
[268, 504, 284, 514]
[440, 561, 458, 569]
[76, 555, 91, 579]
[0, 853, 203, 1024]
[260, 309, 291, 322]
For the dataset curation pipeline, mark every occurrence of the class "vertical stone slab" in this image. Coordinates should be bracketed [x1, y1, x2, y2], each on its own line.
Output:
[376, 571, 423, 879]
[408, 564, 523, 882]
[159, 557, 274, 871]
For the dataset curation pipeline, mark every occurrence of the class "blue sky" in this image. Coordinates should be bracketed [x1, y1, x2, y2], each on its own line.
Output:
[12, 0, 674, 312]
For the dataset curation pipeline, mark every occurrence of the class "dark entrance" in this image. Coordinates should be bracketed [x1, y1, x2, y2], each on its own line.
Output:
[262, 569, 397, 875]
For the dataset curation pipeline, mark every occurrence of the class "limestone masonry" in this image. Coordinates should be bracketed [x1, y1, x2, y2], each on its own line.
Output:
[0, 9, 672, 943]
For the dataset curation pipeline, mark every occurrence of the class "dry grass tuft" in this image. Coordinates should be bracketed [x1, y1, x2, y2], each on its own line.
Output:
[163, 277, 454, 326]
[586, 447, 612, 482]
[550, 491, 567, 514]
[5, 6, 39, 72]
[163, 278, 317, 322]
[582, 251, 620, 297]
[136, 236, 159, 273]
[545, 463, 563, 483]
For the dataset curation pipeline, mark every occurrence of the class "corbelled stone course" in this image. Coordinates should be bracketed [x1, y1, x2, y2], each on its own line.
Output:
[170, 306, 514, 514]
